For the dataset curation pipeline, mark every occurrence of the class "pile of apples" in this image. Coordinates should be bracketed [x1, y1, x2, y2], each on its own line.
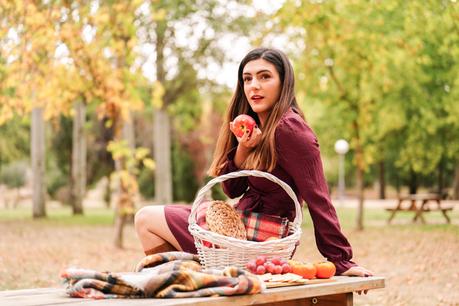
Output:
[245, 256, 336, 279]
[245, 256, 291, 275]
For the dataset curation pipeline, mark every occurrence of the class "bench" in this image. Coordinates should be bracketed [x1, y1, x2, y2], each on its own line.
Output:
[0, 276, 385, 306]
[386, 193, 453, 224]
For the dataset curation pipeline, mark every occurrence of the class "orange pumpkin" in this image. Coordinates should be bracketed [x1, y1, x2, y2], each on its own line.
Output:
[292, 262, 317, 279]
[314, 261, 336, 279]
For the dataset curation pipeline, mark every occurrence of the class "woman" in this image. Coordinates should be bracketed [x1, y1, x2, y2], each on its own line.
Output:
[135, 47, 373, 281]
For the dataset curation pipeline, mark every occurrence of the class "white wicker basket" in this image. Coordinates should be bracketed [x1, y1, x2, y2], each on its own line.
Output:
[188, 170, 303, 270]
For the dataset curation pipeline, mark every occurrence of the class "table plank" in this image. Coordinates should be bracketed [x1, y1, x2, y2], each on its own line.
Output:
[0, 276, 384, 306]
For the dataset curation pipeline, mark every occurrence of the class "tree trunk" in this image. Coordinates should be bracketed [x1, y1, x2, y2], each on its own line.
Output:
[437, 155, 444, 197]
[104, 174, 111, 208]
[409, 169, 417, 194]
[122, 114, 136, 150]
[153, 20, 173, 204]
[71, 101, 86, 215]
[453, 161, 459, 200]
[356, 165, 365, 231]
[113, 112, 136, 248]
[379, 160, 386, 199]
[123, 113, 136, 224]
[31, 107, 46, 218]
[154, 109, 172, 204]
[352, 120, 365, 231]
[395, 172, 400, 196]
[113, 204, 127, 249]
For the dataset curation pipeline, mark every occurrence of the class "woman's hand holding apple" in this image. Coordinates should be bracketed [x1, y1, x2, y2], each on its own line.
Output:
[229, 114, 261, 168]
[229, 120, 262, 151]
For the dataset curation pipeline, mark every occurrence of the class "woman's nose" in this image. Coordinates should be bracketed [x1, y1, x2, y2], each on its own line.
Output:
[250, 79, 261, 90]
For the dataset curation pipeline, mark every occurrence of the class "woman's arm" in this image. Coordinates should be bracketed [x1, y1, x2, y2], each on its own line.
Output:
[220, 124, 263, 198]
[275, 116, 358, 275]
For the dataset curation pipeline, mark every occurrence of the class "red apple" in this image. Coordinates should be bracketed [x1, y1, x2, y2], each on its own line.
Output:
[265, 262, 275, 274]
[255, 255, 267, 266]
[256, 265, 266, 275]
[271, 257, 282, 266]
[281, 263, 292, 274]
[246, 260, 257, 272]
[273, 265, 283, 275]
[232, 114, 256, 138]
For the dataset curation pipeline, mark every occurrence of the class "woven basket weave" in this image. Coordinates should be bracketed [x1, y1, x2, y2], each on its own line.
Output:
[206, 200, 247, 240]
[188, 170, 303, 270]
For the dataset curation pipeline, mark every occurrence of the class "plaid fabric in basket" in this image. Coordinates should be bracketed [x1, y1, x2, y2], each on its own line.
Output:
[196, 201, 290, 243]
[238, 210, 290, 242]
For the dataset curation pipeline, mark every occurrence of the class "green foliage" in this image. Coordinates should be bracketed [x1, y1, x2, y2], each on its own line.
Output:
[0, 116, 29, 168]
[167, 60, 202, 133]
[0, 160, 27, 188]
[46, 154, 68, 199]
[138, 166, 155, 200]
[273, 0, 459, 191]
[139, 140, 215, 203]
[86, 113, 116, 188]
[50, 116, 72, 179]
[203, 176, 227, 201]
[171, 140, 199, 203]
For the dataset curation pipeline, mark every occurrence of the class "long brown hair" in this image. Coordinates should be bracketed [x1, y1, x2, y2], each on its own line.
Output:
[208, 47, 304, 176]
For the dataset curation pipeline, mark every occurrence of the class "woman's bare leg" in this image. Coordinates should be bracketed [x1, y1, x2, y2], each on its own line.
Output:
[134, 205, 182, 255]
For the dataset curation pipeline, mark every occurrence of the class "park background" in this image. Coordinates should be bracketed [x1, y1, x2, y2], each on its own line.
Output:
[0, 1, 458, 305]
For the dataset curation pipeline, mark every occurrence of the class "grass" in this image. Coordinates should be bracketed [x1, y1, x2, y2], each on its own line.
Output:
[1, 203, 456, 234]
[0, 206, 115, 226]
[302, 206, 459, 235]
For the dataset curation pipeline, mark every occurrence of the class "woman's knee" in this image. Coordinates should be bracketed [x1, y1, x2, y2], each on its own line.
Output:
[134, 205, 164, 231]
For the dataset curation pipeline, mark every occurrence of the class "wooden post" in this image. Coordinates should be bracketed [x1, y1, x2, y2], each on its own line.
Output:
[153, 109, 172, 204]
[31, 107, 46, 218]
[71, 101, 86, 214]
[153, 20, 173, 205]
[113, 112, 136, 248]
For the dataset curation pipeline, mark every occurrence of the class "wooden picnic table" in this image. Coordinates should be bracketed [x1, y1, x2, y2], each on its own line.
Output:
[386, 193, 453, 224]
[0, 276, 385, 306]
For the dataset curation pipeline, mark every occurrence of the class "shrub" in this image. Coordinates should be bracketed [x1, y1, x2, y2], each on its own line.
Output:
[0, 161, 27, 189]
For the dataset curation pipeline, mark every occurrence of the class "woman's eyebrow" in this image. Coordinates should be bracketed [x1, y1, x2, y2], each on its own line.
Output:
[243, 69, 272, 75]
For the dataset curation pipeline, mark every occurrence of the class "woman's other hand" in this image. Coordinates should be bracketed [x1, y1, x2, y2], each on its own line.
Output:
[341, 265, 374, 295]
[230, 122, 262, 150]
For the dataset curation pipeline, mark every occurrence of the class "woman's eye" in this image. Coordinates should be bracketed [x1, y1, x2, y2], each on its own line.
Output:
[261, 74, 270, 80]
[243, 77, 252, 82]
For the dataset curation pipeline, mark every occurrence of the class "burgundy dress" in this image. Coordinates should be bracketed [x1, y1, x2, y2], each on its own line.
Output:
[165, 108, 357, 275]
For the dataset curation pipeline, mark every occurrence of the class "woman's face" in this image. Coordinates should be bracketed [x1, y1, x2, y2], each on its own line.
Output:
[242, 58, 281, 122]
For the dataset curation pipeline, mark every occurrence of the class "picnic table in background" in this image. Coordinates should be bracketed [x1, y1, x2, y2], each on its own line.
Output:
[386, 193, 453, 224]
[0, 276, 385, 306]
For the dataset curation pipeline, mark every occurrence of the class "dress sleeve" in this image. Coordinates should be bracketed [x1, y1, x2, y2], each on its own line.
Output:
[219, 147, 249, 199]
[276, 116, 358, 275]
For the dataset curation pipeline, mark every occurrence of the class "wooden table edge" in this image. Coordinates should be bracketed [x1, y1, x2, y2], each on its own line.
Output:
[0, 276, 385, 306]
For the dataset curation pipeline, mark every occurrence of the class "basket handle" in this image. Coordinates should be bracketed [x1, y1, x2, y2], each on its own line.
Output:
[188, 170, 303, 229]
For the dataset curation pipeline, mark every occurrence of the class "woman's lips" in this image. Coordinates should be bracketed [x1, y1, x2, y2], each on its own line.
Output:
[251, 95, 264, 101]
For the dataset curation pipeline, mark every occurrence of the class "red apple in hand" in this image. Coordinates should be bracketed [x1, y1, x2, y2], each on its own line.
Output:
[232, 114, 256, 138]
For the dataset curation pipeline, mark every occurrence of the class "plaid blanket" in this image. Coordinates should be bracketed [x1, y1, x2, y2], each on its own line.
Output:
[239, 210, 290, 242]
[61, 252, 264, 299]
